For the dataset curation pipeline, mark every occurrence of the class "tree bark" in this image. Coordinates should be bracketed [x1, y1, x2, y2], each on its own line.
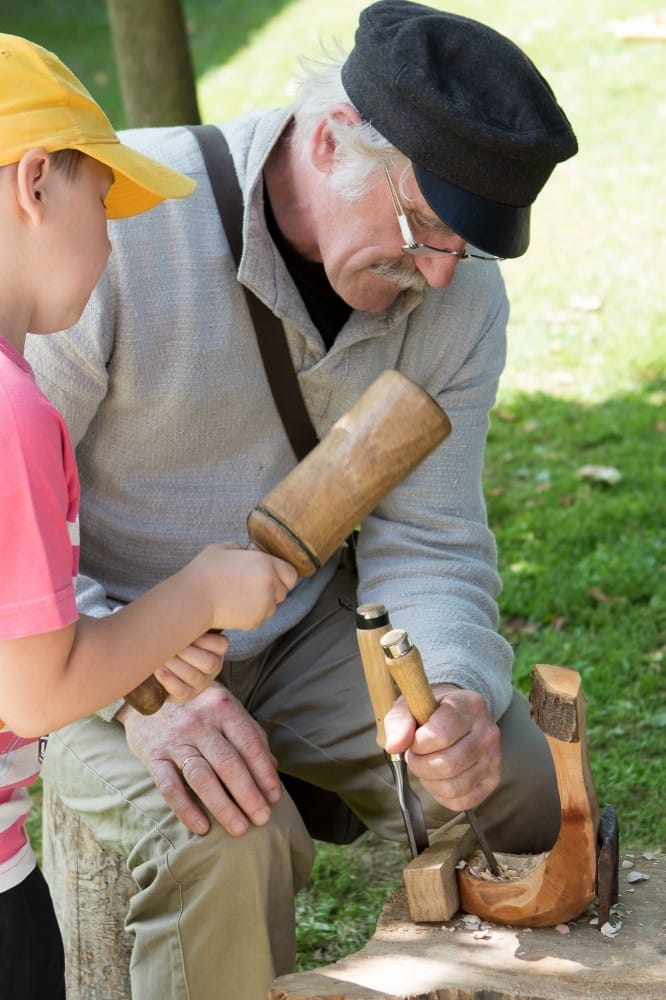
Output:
[106, 0, 200, 127]
[42, 782, 134, 999]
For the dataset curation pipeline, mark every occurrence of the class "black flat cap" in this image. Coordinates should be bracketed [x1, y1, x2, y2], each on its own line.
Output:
[341, 1, 578, 257]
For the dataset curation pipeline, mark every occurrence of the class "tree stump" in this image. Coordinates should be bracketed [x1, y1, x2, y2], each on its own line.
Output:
[269, 851, 665, 999]
[41, 780, 134, 999]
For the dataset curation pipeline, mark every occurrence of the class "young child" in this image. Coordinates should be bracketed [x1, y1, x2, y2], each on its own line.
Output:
[0, 35, 297, 999]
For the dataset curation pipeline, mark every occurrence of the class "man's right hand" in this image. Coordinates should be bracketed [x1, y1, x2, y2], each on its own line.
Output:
[117, 684, 282, 837]
[383, 684, 501, 814]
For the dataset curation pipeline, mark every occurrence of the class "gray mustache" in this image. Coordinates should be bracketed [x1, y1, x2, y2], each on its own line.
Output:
[370, 260, 427, 291]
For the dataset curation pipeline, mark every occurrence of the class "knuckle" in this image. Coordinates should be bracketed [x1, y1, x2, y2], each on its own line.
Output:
[154, 771, 184, 801]
[167, 689, 191, 704]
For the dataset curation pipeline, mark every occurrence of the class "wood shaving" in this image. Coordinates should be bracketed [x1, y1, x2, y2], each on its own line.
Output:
[466, 851, 548, 882]
[626, 870, 650, 884]
[473, 930, 503, 941]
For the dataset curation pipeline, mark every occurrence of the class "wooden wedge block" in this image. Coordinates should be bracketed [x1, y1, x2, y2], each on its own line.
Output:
[403, 822, 476, 922]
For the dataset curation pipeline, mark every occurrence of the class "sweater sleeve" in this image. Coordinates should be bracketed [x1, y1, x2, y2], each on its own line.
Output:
[355, 264, 514, 722]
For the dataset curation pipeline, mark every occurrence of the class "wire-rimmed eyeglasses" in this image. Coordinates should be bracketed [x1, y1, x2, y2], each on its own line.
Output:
[382, 165, 503, 262]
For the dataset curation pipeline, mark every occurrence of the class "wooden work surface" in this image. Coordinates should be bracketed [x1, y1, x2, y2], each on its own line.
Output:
[269, 851, 665, 1000]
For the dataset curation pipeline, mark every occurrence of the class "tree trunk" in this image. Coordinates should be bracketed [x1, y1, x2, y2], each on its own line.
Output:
[42, 782, 134, 999]
[106, 0, 200, 127]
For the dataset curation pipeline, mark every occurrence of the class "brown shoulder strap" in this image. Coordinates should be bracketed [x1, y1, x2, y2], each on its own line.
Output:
[189, 124, 318, 461]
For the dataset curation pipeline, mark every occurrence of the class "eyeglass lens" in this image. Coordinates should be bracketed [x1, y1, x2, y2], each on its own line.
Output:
[383, 166, 502, 262]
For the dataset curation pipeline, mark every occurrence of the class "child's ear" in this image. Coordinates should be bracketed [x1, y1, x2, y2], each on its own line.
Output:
[15, 149, 51, 222]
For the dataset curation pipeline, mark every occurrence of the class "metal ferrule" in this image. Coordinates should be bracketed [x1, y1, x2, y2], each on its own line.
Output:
[355, 603, 389, 629]
[380, 628, 412, 658]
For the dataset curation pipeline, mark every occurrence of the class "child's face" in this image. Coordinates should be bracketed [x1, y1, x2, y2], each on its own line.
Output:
[33, 155, 113, 334]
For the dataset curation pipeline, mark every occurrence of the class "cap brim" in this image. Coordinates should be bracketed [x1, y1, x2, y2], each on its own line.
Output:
[77, 140, 197, 219]
[413, 163, 531, 259]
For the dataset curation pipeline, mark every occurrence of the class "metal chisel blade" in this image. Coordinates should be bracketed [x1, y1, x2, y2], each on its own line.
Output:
[386, 751, 429, 858]
[463, 807, 502, 877]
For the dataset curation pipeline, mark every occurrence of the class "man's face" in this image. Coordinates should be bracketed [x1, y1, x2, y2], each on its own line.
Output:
[316, 168, 466, 313]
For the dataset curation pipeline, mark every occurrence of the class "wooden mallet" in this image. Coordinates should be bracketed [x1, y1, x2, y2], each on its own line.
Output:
[124, 370, 452, 714]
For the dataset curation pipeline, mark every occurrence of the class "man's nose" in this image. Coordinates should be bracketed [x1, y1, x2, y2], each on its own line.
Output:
[414, 253, 460, 289]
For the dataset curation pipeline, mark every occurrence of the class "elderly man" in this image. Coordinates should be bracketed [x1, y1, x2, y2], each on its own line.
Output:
[27, 3, 577, 997]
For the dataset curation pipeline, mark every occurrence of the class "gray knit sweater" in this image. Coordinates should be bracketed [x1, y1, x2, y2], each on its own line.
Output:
[26, 107, 514, 721]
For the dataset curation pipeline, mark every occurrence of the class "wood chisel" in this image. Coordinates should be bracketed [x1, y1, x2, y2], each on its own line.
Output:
[380, 627, 502, 876]
[356, 603, 429, 858]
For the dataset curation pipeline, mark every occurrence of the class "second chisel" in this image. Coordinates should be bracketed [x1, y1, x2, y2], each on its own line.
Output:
[380, 627, 502, 877]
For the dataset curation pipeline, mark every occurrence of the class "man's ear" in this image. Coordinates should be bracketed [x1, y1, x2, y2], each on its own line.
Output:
[15, 149, 51, 222]
[310, 103, 363, 173]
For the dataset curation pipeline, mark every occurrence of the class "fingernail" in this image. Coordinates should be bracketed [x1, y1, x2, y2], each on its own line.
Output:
[252, 807, 271, 826]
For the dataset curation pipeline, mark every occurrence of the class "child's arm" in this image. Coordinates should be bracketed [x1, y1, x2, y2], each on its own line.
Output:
[0, 543, 297, 736]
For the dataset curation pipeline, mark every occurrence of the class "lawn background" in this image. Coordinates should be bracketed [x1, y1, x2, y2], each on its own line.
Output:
[1, 0, 664, 970]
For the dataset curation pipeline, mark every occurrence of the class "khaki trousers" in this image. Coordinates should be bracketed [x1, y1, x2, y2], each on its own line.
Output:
[42, 567, 559, 999]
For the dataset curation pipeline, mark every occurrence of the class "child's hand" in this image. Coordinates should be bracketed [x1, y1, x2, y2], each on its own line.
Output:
[155, 630, 228, 703]
[199, 543, 298, 631]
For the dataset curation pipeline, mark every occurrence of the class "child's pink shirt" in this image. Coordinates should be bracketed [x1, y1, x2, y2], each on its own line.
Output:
[0, 335, 80, 891]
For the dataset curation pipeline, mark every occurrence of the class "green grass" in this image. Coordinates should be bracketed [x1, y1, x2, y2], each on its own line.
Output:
[6, 0, 664, 974]
[294, 835, 407, 969]
[486, 384, 666, 848]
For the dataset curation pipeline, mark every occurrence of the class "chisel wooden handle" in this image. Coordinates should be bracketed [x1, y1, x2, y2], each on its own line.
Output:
[380, 628, 438, 725]
[126, 371, 451, 715]
[355, 603, 396, 748]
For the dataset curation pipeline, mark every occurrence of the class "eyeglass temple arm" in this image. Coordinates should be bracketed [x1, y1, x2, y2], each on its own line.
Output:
[383, 167, 416, 247]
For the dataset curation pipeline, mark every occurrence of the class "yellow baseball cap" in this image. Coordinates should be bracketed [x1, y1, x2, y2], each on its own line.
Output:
[0, 34, 196, 218]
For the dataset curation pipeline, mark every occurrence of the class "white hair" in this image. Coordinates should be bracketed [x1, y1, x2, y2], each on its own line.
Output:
[292, 48, 408, 202]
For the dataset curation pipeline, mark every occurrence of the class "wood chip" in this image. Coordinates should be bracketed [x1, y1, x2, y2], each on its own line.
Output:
[466, 851, 548, 882]
[626, 870, 650, 884]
